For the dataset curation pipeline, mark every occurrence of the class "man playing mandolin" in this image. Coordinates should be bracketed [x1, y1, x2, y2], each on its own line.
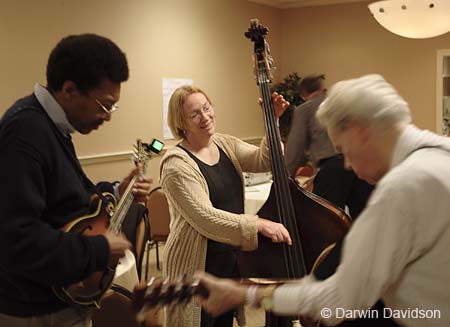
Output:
[0, 34, 152, 327]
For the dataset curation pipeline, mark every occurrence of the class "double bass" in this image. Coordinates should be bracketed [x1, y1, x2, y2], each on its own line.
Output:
[237, 20, 351, 327]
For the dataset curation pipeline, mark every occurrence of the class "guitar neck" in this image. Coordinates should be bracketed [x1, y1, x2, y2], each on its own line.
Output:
[132, 276, 209, 320]
[132, 276, 287, 317]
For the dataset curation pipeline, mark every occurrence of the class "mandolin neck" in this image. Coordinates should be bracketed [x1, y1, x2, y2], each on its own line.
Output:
[108, 174, 139, 233]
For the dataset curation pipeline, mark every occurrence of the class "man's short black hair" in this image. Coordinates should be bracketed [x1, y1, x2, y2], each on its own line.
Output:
[46, 34, 129, 93]
[299, 74, 325, 97]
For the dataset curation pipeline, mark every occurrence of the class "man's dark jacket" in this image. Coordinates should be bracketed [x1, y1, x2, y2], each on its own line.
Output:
[0, 95, 109, 316]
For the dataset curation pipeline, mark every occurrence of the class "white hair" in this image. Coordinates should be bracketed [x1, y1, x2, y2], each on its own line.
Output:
[316, 74, 411, 131]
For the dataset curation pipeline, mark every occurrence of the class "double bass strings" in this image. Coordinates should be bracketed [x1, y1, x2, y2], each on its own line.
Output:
[257, 59, 305, 278]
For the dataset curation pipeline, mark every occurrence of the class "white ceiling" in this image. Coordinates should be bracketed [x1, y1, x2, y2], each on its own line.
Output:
[247, 0, 369, 9]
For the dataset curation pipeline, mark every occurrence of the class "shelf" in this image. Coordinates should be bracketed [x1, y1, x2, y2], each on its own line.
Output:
[437, 51, 450, 134]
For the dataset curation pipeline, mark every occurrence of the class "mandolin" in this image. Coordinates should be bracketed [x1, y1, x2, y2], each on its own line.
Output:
[53, 139, 163, 308]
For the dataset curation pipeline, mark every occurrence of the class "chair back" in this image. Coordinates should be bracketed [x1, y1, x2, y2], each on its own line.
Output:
[92, 284, 140, 327]
[146, 187, 170, 242]
[295, 166, 316, 192]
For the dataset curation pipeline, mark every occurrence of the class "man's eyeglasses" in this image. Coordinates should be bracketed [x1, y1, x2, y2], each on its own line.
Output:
[94, 98, 119, 114]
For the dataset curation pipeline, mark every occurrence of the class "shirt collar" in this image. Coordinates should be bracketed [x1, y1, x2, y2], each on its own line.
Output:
[390, 124, 447, 169]
[34, 83, 75, 136]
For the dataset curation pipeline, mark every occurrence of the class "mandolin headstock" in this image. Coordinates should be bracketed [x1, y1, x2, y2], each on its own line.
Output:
[132, 275, 209, 321]
[132, 138, 164, 174]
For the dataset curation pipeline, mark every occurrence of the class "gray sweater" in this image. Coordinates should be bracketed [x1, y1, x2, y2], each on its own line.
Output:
[285, 93, 338, 176]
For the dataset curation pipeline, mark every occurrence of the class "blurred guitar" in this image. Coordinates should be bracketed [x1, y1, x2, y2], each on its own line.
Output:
[131, 276, 288, 324]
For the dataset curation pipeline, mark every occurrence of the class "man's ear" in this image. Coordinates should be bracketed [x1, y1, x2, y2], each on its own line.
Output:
[60, 81, 78, 98]
[348, 120, 371, 143]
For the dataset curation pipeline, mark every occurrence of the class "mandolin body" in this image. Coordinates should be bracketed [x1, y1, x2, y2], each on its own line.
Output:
[52, 192, 117, 307]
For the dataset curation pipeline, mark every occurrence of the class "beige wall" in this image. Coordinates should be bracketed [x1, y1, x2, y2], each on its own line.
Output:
[2, 0, 450, 183]
[0, 0, 280, 183]
[278, 1, 450, 132]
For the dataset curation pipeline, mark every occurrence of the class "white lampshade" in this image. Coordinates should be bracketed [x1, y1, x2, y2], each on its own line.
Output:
[368, 0, 450, 39]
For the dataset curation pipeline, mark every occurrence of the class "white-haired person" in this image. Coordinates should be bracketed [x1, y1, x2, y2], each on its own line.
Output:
[195, 74, 450, 327]
[159, 85, 292, 327]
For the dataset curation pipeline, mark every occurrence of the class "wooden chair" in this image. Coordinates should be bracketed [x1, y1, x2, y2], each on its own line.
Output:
[295, 166, 316, 192]
[145, 187, 170, 279]
[92, 284, 141, 327]
[92, 284, 162, 327]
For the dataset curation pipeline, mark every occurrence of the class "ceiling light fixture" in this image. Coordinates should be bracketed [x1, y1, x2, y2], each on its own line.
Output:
[368, 0, 450, 39]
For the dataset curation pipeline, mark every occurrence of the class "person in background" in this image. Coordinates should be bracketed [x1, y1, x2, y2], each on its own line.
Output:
[285, 74, 373, 220]
[195, 74, 450, 327]
[0, 34, 152, 327]
[160, 85, 292, 327]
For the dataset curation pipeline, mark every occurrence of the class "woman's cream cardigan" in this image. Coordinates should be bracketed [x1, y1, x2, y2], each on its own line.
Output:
[160, 133, 272, 327]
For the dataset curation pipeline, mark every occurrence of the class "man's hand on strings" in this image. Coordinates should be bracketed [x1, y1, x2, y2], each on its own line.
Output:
[118, 164, 153, 203]
[103, 230, 131, 262]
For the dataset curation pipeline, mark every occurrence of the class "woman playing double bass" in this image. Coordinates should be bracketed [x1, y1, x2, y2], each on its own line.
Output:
[160, 85, 291, 327]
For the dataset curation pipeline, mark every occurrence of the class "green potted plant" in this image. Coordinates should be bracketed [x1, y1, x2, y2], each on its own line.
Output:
[271, 72, 304, 142]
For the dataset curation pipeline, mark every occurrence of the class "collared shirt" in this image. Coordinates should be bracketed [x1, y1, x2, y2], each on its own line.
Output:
[34, 83, 75, 137]
[272, 125, 450, 326]
[33, 84, 121, 198]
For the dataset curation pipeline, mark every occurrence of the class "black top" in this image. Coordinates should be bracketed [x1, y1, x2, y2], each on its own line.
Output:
[179, 145, 243, 278]
[0, 95, 110, 316]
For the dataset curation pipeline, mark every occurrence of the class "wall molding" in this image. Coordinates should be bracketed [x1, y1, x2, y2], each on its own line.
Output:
[79, 136, 263, 166]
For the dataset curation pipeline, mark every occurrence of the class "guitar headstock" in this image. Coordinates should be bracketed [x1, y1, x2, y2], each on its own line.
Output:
[245, 19, 275, 84]
[132, 138, 164, 173]
[132, 276, 209, 321]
